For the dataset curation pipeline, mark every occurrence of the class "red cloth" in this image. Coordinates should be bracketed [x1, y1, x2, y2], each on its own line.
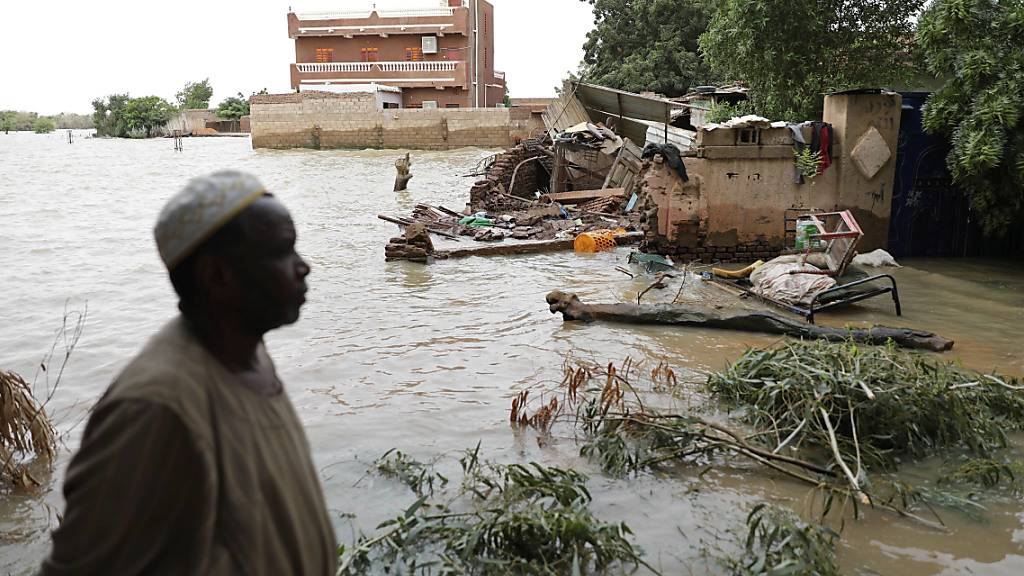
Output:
[818, 124, 833, 173]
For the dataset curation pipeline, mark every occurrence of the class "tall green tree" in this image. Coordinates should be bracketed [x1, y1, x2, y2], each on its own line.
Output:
[579, 0, 714, 97]
[216, 93, 250, 120]
[121, 96, 174, 138]
[176, 78, 214, 110]
[33, 117, 56, 134]
[91, 94, 131, 137]
[700, 0, 923, 120]
[918, 0, 1024, 236]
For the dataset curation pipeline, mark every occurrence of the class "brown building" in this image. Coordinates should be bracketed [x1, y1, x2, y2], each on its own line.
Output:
[288, 0, 506, 109]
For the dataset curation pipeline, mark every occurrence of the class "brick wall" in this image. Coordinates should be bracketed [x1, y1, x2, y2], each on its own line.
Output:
[250, 92, 520, 150]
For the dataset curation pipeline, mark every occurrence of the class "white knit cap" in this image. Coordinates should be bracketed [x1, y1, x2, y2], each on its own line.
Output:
[154, 170, 266, 270]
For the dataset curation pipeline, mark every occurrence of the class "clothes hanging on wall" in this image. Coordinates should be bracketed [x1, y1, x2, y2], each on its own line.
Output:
[641, 143, 689, 182]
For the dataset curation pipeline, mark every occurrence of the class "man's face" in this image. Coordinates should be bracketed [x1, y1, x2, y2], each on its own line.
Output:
[226, 196, 311, 332]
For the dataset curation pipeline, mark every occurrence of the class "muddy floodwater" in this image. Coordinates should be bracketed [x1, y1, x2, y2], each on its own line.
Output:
[1, 131, 1023, 574]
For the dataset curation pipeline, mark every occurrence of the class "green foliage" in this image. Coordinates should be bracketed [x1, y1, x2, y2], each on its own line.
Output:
[940, 457, 1024, 491]
[707, 340, 1024, 471]
[49, 113, 93, 129]
[175, 78, 214, 110]
[700, 0, 924, 119]
[375, 449, 448, 497]
[121, 96, 174, 138]
[32, 117, 56, 134]
[794, 148, 824, 180]
[553, 349, 1022, 528]
[216, 93, 250, 120]
[1, 111, 93, 133]
[92, 95, 173, 138]
[91, 94, 131, 137]
[339, 446, 651, 575]
[720, 504, 840, 576]
[1, 110, 40, 132]
[705, 100, 756, 124]
[579, 0, 714, 97]
[917, 0, 1024, 236]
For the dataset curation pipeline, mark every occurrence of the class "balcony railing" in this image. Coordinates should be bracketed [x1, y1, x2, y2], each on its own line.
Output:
[297, 7, 456, 20]
[297, 62, 373, 73]
[297, 61, 460, 74]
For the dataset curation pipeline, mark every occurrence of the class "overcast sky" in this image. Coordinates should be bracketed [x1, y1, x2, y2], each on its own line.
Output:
[0, 0, 594, 115]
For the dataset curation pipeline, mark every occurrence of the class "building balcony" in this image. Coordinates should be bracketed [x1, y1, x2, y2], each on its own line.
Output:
[291, 61, 469, 90]
[288, 7, 469, 38]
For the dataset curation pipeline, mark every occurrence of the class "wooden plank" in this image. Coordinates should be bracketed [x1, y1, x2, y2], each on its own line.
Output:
[437, 232, 643, 259]
[541, 187, 625, 205]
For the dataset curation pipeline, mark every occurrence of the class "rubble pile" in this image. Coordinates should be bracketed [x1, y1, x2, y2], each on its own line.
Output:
[469, 136, 552, 212]
[384, 223, 434, 263]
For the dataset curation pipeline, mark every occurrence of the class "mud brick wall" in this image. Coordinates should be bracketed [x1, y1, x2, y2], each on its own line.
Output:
[648, 240, 784, 264]
[470, 139, 550, 209]
[251, 92, 521, 150]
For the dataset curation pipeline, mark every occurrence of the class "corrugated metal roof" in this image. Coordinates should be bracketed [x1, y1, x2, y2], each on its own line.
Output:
[575, 83, 681, 124]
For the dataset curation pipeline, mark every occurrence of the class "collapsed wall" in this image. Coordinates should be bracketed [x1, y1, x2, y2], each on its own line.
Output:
[469, 137, 553, 210]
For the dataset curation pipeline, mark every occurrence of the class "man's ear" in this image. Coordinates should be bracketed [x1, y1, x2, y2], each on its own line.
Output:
[195, 253, 239, 303]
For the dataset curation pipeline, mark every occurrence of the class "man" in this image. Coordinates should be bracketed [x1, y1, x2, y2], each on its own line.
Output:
[41, 171, 336, 575]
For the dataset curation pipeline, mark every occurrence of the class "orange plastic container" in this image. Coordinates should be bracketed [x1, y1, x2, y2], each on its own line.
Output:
[574, 230, 619, 253]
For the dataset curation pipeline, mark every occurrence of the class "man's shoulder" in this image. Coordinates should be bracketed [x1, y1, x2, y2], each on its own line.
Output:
[101, 316, 213, 426]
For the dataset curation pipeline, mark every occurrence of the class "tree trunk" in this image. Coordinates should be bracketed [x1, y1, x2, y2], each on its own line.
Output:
[394, 153, 413, 191]
[545, 291, 954, 352]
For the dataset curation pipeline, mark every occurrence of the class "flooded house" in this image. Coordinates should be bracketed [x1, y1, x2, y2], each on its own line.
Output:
[532, 83, 901, 261]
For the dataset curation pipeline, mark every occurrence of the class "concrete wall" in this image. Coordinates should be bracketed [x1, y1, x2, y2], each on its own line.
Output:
[823, 92, 902, 250]
[638, 91, 902, 258]
[165, 109, 218, 134]
[250, 91, 521, 150]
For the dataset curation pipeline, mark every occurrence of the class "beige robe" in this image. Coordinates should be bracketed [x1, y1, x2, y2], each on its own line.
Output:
[41, 317, 337, 575]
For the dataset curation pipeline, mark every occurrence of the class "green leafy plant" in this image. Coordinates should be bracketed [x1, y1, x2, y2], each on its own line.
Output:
[32, 117, 55, 134]
[794, 148, 823, 179]
[374, 449, 448, 497]
[91, 94, 131, 137]
[523, 346, 1024, 529]
[917, 0, 1024, 235]
[339, 446, 653, 575]
[121, 96, 175, 138]
[216, 93, 250, 120]
[175, 78, 214, 110]
[706, 100, 756, 124]
[720, 504, 840, 576]
[939, 457, 1024, 491]
[708, 341, 1024, 471]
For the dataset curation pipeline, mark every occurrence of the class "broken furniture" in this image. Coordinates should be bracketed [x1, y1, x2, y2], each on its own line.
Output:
[711, 210, 901, 323]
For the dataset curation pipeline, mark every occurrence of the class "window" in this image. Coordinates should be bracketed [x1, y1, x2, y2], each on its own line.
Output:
[360, 47, 379, 62]
[738, 128, 760, 145]
[315, 48, 334, 63]
[405, 47, 423, 62]
[383, 102, 400, 109]
[445, 103, 460, 108]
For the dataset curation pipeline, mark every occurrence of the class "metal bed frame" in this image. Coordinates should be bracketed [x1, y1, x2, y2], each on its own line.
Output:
[712, 210, 903, 324]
